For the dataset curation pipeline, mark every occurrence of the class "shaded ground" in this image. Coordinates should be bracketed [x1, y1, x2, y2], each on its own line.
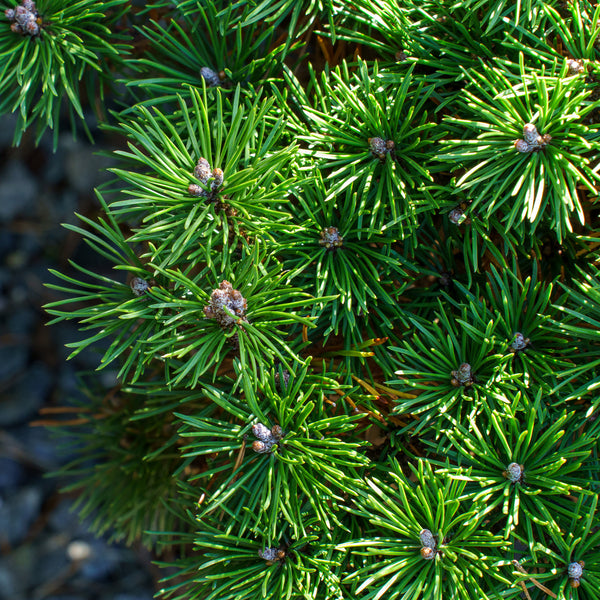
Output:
[0, 113, 157, 600]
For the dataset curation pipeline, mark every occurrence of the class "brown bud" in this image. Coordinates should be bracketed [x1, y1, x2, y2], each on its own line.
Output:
[252, 440, 268, 453]
[319, 227, 344, 250]
[259, 547, 283, 562]
[523, 124, 540, 145]
[451, 363, 473, 386]
[194, 157, 212, 182]
[188, 183, 205, 197]
[566, 58, 585, 75]
[252, 423, 272, 441]
[204, 280, 247, 328]
[514, 139, 530, 153]
[25, 19, 38, 34]
[369, 137, 387, 155]
[211, 168, 224, 188]
[421, 547, 435, 560]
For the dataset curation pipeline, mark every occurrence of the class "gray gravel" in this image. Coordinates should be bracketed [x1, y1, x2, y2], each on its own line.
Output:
[0, 160, 38, 222]
[0, 113, 155, 600]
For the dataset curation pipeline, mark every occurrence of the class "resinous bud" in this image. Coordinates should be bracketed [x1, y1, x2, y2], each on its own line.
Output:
[252, 423, 272, 441]
[419, 529, 436, 549]
[505, 462, 524, 483]
[319, 227, 344, 250]
[568, 561, 583, 580]
[200, 66, 221, 87]
[130, 277, 149, 296]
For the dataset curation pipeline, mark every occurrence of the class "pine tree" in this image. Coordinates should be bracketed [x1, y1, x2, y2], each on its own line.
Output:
[3, 0, 600, 598]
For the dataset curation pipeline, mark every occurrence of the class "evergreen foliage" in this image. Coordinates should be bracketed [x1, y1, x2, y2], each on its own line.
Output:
[0, 0, 130, 146]
[2, 0, 600, 598]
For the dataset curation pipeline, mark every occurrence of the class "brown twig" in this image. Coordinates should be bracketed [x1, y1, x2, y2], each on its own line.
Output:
[512, 560, 558, 599]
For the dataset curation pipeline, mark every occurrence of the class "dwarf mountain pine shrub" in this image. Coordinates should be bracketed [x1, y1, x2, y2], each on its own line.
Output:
[3, 0, 600, 598]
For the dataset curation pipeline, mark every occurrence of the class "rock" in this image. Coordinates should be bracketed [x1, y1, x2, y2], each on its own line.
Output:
[0, 344, 28, 383]
[0, 457, 25, 491]
[0, 271, 10, 314]
[0, 485, 43, 547]
[29, 535, 71, 591]
[11, 424, 62, 472]
[61, 138, 115, 196]
[0, 362, 52, 427]
[0, 160, 38, 223]
[0, 561, 20, 600]
[47, 497, 83, 536]
[6, 308, 36, 337]
[78, 539, 121, 581]
[40, 151, 66, 185]
[0, 113, 18, 148]
[0, 233, 17, 261]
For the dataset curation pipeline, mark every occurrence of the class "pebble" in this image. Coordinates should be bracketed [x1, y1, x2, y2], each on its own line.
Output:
[79, 539, 121, 581]
[0, 233, 17, 260]
[11, 424, 62, 472]
[0, 362, 52, 427]
[0, 113, 18, 148]
[0, 344, 28, 384]
[0, 564, 19, 599]
[0, 485, 43, 547]
[47, 497, 87, 536]
[6, 307, 36, 337]
[0, 457, 25, 491]
[0, 104, 155, 600]
[0, 160, 38, 222]
[61, 137, 115, 195]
